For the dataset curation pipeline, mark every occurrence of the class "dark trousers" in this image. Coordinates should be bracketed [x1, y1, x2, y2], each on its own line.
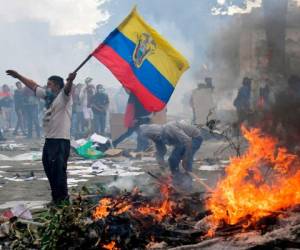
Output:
[0, 129, 4, 139]
[26, 105, 40, 138]
[113, 124, 149, 151]
[71, 111, 84, 136]
[42, 139, 70, 203]
[169, 136, 203, 173]
[93, 112, 106, 135]
[14, 108, 25, 134]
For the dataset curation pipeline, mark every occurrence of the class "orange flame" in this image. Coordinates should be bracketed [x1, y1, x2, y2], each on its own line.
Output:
[93, 181, 173, 222]
[93, 198, 112, 219]
[137, 183, 173, 222]
[93, 198, 131, 220]
[207, 126, 300, 230]
[102, 241, 119, 250]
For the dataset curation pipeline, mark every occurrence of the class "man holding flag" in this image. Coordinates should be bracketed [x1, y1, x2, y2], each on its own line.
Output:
[4, 7, 189, 200]
[6, 69, 76, 206]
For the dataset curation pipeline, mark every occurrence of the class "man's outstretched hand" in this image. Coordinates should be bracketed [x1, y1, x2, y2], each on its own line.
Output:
[64, 72, 77, 95]
[6, 70, 38, 91]
[6, 70, 20, 79]
[66, 72, 76, 83]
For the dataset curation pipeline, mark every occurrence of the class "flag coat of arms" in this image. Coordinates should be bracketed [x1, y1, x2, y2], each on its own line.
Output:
[92, 8, 189, 112]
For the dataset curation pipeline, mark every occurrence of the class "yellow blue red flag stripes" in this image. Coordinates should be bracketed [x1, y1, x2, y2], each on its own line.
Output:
[92, 7, 189, 112]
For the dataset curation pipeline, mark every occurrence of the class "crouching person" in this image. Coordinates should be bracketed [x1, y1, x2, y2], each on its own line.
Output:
[6, 69, 76, 205]
[140, 121, 203, 188]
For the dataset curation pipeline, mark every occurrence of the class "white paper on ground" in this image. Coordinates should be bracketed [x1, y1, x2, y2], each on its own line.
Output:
[0, 166, 12, 169]
[37, 177, 48, 181]
[0, 143, 26, 150]
[0, 201, 47, 210]
[0, 154, 11, 161]
[24, 176, 37, 181]
[74, 139, 87, 147]
[81, 174, 95, 178]
[71, 138, 87, 148]
[68, 169, 93, 176]
[67, 178, 88, 187]
[68, 160, 93, 165]
[118, 172, 144, 177]
[0, 152, 42, 161]
[67, 178, 88, 184]
[11, 204, 32, 220]
[91, 161, 110, 171]
[199, 165, 223, 171]
[90, 133, 109, 144]
[68, 160, 144, 178]
[113, 164, 142, 171]
[220, 159, 230, 164]
[4, 177, 24, 182]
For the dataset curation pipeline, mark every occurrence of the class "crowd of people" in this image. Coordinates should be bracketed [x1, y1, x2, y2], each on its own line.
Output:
[3, 69, 300, 203]
[233, 74, 300, 150]
[0, 77, 111, 141]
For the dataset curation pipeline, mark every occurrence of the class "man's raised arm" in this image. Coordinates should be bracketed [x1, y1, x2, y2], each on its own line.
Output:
[6, 70, 38, 91]
[64, 72, 76, 96]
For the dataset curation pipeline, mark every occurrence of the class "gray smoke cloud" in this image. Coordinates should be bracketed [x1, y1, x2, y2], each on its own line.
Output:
[208, 0, 300, 152]
[1, 0, 226, 117]
[6, 0, 294, 118]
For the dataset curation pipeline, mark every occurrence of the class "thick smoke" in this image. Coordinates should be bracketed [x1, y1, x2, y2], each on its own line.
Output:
[206, 0, 300, 151]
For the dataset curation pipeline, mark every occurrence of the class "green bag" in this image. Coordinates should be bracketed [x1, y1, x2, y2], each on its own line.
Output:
[75, 140, 104, 159]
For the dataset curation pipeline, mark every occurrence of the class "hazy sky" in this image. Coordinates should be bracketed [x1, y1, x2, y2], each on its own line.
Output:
[0, 0, 270, 113]
[0, 0, 227, 85]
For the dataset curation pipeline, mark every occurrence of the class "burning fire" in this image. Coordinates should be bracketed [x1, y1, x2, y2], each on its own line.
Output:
[93, 184, 173, 222]
[102, 241, 119, 250]
[93, 198, 112, 219]
[137, 184, 173, 222]
[207, 126, 300, 231]
[93, 198, 132, 220]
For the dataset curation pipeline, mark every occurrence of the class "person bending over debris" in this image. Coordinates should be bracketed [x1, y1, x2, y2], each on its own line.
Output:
[140, 121, 203, 174]
[6, 69, 76, 205]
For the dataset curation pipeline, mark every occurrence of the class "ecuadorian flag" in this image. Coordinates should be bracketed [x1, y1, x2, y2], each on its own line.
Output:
[92, 7, 190, 112]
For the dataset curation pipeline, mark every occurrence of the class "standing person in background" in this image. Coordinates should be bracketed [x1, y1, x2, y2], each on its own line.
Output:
[80, 78, 94, 135]
[23, 86, 41, 139]
[0, 85, 13, 131]
[6, 69, 76, 205]
[190, 77, 215, 126]
[71, 84, 84, 137]
[0, 107, 5, 141]
[233, 77, 252, 126]
[13, 81, 26, 135]
[91, 84, 109, 135]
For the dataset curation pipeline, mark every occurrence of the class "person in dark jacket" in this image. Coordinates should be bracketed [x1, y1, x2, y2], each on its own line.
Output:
[233, 77, 252, 125]
[91, 84, 109, 135]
